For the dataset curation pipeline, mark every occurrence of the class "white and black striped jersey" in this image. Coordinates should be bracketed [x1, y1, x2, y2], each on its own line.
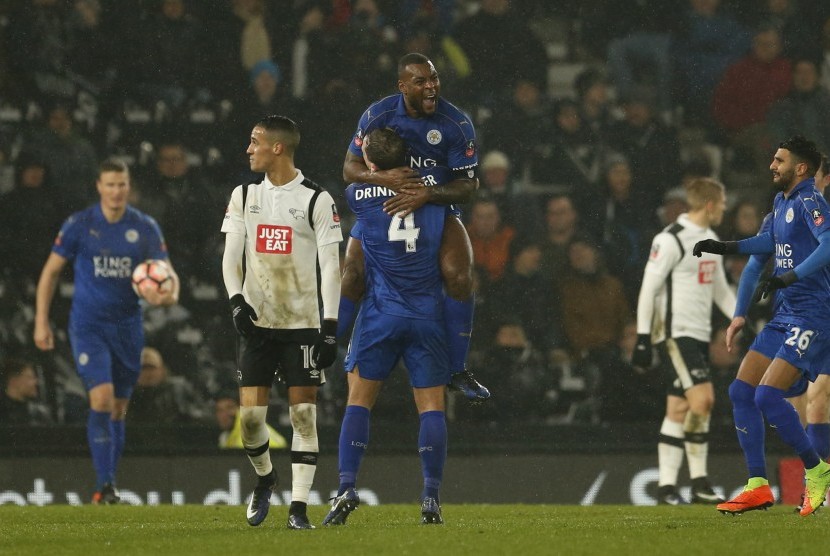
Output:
[636, 213, 736, 343]
[221, 170, 342, 329]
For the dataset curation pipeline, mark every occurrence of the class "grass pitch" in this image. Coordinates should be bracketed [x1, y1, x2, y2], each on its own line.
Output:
[0, 503, 824, 555]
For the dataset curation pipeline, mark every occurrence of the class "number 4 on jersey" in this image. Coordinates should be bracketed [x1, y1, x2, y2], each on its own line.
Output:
[388, 213, 420, 252]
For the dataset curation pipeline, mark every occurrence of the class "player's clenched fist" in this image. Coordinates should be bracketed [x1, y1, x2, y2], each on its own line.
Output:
[692, 239, 737, 257]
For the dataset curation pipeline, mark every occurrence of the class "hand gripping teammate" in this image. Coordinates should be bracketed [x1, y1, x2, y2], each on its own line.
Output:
[337, 52, 489, 404]
[323, 128, 452, 526]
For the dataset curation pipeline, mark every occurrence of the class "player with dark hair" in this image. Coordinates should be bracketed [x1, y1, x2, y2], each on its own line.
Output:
[221, 115, 342, 530]
[338, 52, 489, 403]
[323, 127, 452, 526]
[634, 178, 735, 505]
[694, 135, 830, 516]
[34, 159, 180, 504]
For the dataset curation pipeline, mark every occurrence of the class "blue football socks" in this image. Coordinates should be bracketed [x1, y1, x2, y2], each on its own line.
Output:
[729, 379, 767, 479]
[87, 410, 113, 490]
[807, 423, 830, 460]
[418, 410, 447, 501]
[756, 385, 821, 470]
[337, 405, 370, 495]
[444, 295, 474, 373]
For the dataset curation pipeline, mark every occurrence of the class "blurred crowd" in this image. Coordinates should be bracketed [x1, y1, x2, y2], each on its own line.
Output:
[2, 0, 827, 430]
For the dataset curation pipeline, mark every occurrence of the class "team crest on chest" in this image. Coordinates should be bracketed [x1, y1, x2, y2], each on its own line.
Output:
[125, 229, 139, 243]
[785, 207, 794, 223]
[426, 129, 442, 145]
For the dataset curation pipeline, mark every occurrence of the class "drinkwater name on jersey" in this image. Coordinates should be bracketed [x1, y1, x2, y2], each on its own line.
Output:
[93, 256, 132, 278]
[776, 243, 794, 269]
[354, 186, 395, 201]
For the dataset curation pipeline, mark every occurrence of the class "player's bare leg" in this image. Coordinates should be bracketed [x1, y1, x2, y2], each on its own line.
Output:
[441, 215, 490, 403]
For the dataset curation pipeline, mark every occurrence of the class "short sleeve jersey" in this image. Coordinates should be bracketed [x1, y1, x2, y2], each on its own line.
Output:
[641, 214, 729, 343]
[221, 170, 343, 329]
[345, 182, 445, 320]
[52, 204, 168, 324]
[348, 94, 478, 186]
[770, 177, 830, 317]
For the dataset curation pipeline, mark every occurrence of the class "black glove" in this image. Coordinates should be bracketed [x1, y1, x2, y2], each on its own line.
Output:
[631, 334, 653, 370]
[230, 294, 258, 337]
[692, 239, 738, 257]
[312, 320, 338, 370]
[753, 270, 797, 302]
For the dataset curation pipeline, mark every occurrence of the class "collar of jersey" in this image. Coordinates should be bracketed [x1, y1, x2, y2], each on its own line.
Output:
[263, 170, 304, 190]
[395, 94, 436, 119]
[785, 176, 816, 199]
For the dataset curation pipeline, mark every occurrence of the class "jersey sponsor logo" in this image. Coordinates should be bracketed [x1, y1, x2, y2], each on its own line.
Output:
[331, 204, 340, 223]
[93, 256, 132, 278]
[812, 208, 824, 226]
[288, 208, 306, 220]
[698, 260, 715, 284]
[775, 243, 794, 269]
[465, 140, 476, 158]
[785, 207, 794, 223]
[249, 205, 261, 214]
[426, 129, 442, 145]
[256, 224, 292, 254]
[125, 229, 139, 243]
[409, 155, 437, 168]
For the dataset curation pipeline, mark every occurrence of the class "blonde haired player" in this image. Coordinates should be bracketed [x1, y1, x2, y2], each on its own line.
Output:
[633, 178, 736, 505]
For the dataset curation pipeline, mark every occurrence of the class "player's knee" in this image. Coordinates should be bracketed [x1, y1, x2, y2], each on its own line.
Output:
[289, 403, 317, 438]
[688, 396, 714, 416]
[239, 406, 266, 438]
[728, 379, 755, 406]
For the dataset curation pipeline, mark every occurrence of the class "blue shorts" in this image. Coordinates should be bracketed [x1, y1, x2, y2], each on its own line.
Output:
[69, 318, 143, 399]
[749, 314, 830, 383]
[344, 302, 451, 388]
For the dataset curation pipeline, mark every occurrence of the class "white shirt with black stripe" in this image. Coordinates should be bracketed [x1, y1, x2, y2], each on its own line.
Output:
[221, 170, 342, 329]
[636, 213, 736, 344]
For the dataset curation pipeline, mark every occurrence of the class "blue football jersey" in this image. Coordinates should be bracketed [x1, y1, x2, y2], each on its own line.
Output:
[771, 177, 830, 317]
[52, 204, 168, 324]
[348, 94, 478, 185]
[345, 182, 446, 320]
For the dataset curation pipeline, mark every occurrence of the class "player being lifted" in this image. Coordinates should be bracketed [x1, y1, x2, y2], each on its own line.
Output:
[337, 52, 489, 403]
